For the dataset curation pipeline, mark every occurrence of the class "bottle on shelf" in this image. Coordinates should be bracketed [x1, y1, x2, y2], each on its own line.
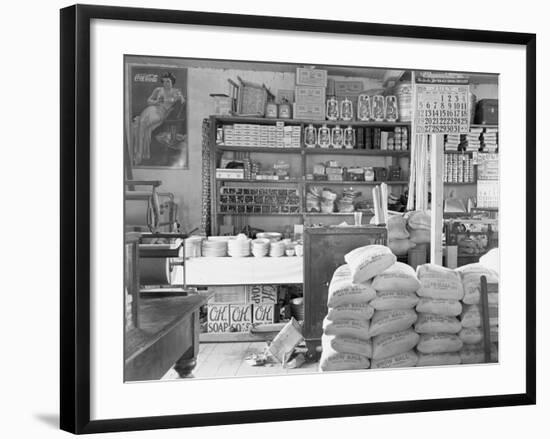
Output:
[385, 95, 398, 122]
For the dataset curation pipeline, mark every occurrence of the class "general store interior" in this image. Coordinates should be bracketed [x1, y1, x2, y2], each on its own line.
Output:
[124, 56, 499, 380]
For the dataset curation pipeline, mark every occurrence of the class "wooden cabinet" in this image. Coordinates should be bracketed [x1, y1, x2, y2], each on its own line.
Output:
[303, 226, 387, 355]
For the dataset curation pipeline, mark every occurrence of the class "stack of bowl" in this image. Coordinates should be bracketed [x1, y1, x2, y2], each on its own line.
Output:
[269, 240, 286, 257]
[227, 235, 251, 257]
[251, 238, 270, 257]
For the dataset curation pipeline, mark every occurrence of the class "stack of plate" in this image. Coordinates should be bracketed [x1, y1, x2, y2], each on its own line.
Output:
[251, 238, 270, 257]
[184, 236, 203, 258]
[227, 237, 251, 257]
[202, 239, 228, 257]
[269, 240, 286, 257]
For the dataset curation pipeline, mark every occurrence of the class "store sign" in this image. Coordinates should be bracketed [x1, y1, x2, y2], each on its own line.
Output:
[415, 77, 470, 134]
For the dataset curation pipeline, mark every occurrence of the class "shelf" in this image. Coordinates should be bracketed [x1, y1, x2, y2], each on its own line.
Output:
[304, 148, 409, 156]
[444, 181, 476, 185]
[304, 180, 408, 185]
[470, 124, 498, 129]
[214, 115, 411, 127]
[217, 178, 301, 184]
[217, 212, 303, 216]
[304, 211, 374, 216]
[216, 145, 301, 154]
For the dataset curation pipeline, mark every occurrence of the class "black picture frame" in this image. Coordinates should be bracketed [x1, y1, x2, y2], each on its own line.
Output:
[60, 4, 536, 434]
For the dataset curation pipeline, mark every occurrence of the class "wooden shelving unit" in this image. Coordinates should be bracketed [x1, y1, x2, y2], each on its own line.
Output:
[209, 115, 411, 234]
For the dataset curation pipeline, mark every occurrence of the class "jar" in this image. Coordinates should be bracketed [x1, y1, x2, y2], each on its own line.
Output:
[265, 99, 278, 118]
[357, 94, 372, 121]
[340, 97, 354, 121]
[372, 95, 385, 122]
[326, 96, 339, 121]
[331, 125, 343, 149]
[278, 98, 292, 119]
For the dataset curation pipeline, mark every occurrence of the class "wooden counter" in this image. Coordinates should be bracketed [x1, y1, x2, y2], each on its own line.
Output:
[124, 295, 206, 381]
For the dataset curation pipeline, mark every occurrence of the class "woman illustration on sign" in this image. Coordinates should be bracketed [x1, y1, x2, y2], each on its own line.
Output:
[134, 72, 185, 165]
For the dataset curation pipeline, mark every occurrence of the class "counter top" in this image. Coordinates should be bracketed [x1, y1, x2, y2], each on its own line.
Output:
[176, 256, 303, 285]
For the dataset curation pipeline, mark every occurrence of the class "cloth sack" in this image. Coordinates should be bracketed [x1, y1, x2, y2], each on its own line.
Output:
[388, 238, 416, 256]
[372, 262, 421, 293]
[327, 264, 377, 307]
[344, 245, 396, 284]
[371, 350, 418, 369]
[416, 264, 464, 300]
[371, 329, 420, 360]
[416, 298, 462, 316]
[323, 317, 370, 341]
[319, 351, 370, 371]
[326, 302, 375, 321]
[369, 309, 418, 337]
[416, 352, 461, 367]
[370, 291, 419, 311]
[321, 334, 373, 358]
[414, 313, 462, 334]
[456, 263, 499, 305]
[416, 333, 463, 354]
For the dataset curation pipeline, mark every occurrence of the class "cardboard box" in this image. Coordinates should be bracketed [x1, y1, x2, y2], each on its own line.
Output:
[253, 304, 278, 325]
[207, 303, 231, 333]
[246, 285, 278, 304]
[293, 102, 326, 121]
[334, 80, 364, 96]
[229, 304, 253, 332]
[295, 86, 326, 105]
[208, 286, 247, 304]
[296, 67, 328, 87]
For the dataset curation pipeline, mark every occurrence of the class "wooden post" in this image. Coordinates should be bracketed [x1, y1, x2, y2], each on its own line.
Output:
[430, 134, 444, 265]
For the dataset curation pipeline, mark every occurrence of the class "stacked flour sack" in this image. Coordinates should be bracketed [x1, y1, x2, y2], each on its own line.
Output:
[320, 245, 396, 371]
[415, 264, 464, 366]
[456, 263, 499, 364]
[368, 262, 422, 368]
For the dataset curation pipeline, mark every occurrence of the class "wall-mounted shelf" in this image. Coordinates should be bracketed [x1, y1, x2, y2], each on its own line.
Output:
[210, 115, 412, 234]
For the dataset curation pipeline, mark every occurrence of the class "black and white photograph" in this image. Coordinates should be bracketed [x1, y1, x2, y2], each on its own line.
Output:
[124, 56, 501, 381]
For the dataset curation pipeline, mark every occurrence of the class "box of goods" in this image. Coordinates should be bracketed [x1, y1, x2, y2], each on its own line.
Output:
[296, 67, 328, 87]
[210, 94, 233, 116]
[227, 304, 253, 332]
[334, 80, 364, 96]
[475, 99, 498, 125]
[293, 102, 326, 120]
[216, 168, 244, 179]
[295, 86, 326, 105]
[253, 303, 278, 325]
[207, 303, 231, 333]
[209, 286, 248, 304]
[246, 284, 278, 304]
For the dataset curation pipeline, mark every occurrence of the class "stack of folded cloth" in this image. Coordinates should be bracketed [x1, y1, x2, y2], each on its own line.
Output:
[461, 127, 482, 152]
[480, 128, 498, 152]
[444, 134, 461, 152]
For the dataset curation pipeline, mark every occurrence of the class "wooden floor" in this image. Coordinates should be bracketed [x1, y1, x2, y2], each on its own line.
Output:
[162, 342, 319, 380]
